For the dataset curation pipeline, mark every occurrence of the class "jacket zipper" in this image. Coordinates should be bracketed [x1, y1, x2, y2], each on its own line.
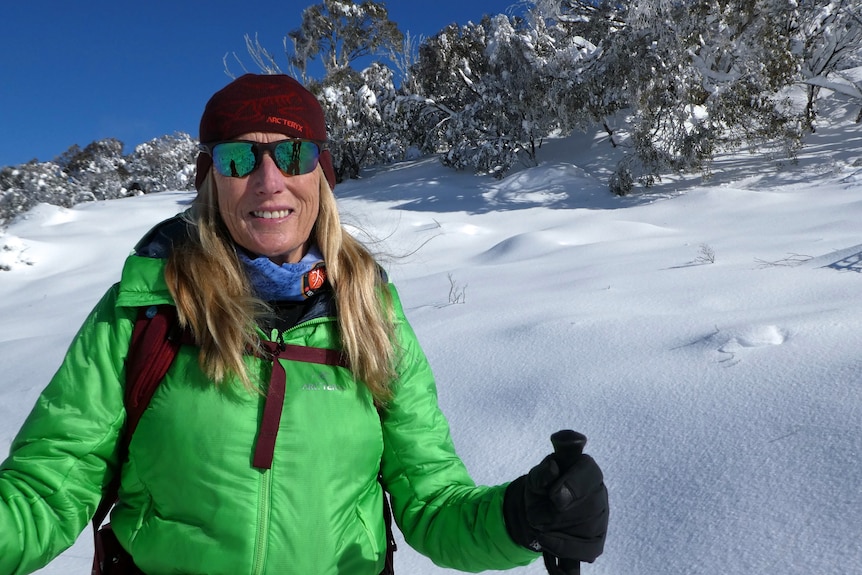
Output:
[252, 468, 273, 575]
[278, 316, 331, 338]
[251, 316, 334, 574]
[259, 316, 333, 348]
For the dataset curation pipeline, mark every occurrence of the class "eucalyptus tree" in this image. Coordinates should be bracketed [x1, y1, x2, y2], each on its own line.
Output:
[532, 0, 807, 193]
[288, 0, 403, 79]
[797, 0, 862, 129]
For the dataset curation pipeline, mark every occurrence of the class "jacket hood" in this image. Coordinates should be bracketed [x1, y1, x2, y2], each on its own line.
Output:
[115, 214, 190, 309]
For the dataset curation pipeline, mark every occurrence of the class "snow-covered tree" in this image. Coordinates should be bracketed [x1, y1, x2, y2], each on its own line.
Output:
[0, 161, 78, 226]
[0, 133, 201, 226]
[406, 14, 601, 177]
[537, 0, 806, 193]
[526, 0, 814, 193]
[518, 1, 629, 155]
[57, 138, 130, 201]
[410, 20, 491, 145]
[435, 16, 542, 176]
[316, 63, 407, 181]
[288, 0, 403, 79]
[126, 132, 198, 193]
[528, 15, 605, 140]
[670, 0, 803, 170]
[798, 0, 862, 130]
[360, 63, 415, 164]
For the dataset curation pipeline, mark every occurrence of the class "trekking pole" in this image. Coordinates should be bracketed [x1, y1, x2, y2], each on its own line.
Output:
[543, 430, 588, 575]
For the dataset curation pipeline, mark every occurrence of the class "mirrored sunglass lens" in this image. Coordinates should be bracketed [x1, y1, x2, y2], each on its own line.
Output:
[274, 141, 320, 175]
[212, 142, 257, 177]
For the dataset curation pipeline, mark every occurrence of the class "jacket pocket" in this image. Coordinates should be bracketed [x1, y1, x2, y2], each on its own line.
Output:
[355, 503, 381, 557]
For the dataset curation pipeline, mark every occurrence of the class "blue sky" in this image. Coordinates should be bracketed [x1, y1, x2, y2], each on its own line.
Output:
[1, 0, 523, 167]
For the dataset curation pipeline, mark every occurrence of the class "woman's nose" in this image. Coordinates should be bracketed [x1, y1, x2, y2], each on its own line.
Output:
[253, 152, 285, 194]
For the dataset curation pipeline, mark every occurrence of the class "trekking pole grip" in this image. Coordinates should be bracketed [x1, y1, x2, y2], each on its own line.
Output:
[543, 430, 588, 575]
[551, 429, 587, 466]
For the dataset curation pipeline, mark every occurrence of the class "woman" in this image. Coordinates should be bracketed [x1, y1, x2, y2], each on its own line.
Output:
[0, 74, 607, 574]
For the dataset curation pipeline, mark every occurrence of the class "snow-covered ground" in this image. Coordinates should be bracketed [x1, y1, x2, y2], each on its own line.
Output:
[2, 91, 861, 574]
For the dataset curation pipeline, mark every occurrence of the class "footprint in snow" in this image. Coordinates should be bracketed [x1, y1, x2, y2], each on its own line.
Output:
[715, 325, 787, 365]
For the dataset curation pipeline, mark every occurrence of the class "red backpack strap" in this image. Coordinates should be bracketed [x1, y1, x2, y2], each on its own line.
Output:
[124, 305, 183, 434]
[92, 305, 183, 574]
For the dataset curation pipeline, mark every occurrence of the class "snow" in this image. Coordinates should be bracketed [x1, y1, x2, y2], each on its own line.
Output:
[1, 94, 861, 575]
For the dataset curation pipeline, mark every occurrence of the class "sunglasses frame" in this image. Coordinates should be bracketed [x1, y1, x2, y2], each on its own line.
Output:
[198, 138, 327, 178]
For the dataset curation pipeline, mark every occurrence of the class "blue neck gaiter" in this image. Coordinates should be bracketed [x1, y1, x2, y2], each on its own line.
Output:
[236, 245, 327, 302]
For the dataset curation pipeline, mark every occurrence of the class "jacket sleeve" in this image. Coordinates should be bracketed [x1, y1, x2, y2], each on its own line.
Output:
[380, 286, 539, 572]
[0, 284, 133, 575]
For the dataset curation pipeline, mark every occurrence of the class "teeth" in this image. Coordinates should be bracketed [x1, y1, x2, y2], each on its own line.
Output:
[253, 210, 291, 219]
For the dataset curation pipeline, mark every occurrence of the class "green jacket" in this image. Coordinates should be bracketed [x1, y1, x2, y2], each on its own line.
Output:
[0, 218, 537, 575]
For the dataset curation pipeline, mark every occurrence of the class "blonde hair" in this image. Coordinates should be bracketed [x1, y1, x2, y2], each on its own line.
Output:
[164, 167, 396, 402]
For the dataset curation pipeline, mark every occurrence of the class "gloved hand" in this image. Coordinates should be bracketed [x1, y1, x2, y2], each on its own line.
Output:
[503, 450, 608, 563]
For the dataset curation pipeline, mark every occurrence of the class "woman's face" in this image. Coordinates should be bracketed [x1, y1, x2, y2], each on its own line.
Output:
[214, 132, 320, 264]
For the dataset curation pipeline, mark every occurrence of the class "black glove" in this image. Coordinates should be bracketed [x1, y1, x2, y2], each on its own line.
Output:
[503, 451, 608, 563]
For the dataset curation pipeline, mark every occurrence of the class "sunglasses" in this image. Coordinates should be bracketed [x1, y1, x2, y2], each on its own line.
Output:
[199, 139, 324, 178]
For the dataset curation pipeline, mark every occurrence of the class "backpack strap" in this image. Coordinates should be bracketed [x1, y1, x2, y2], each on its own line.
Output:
[124, 305, 185, 433]
[92, 305, 185, 574]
